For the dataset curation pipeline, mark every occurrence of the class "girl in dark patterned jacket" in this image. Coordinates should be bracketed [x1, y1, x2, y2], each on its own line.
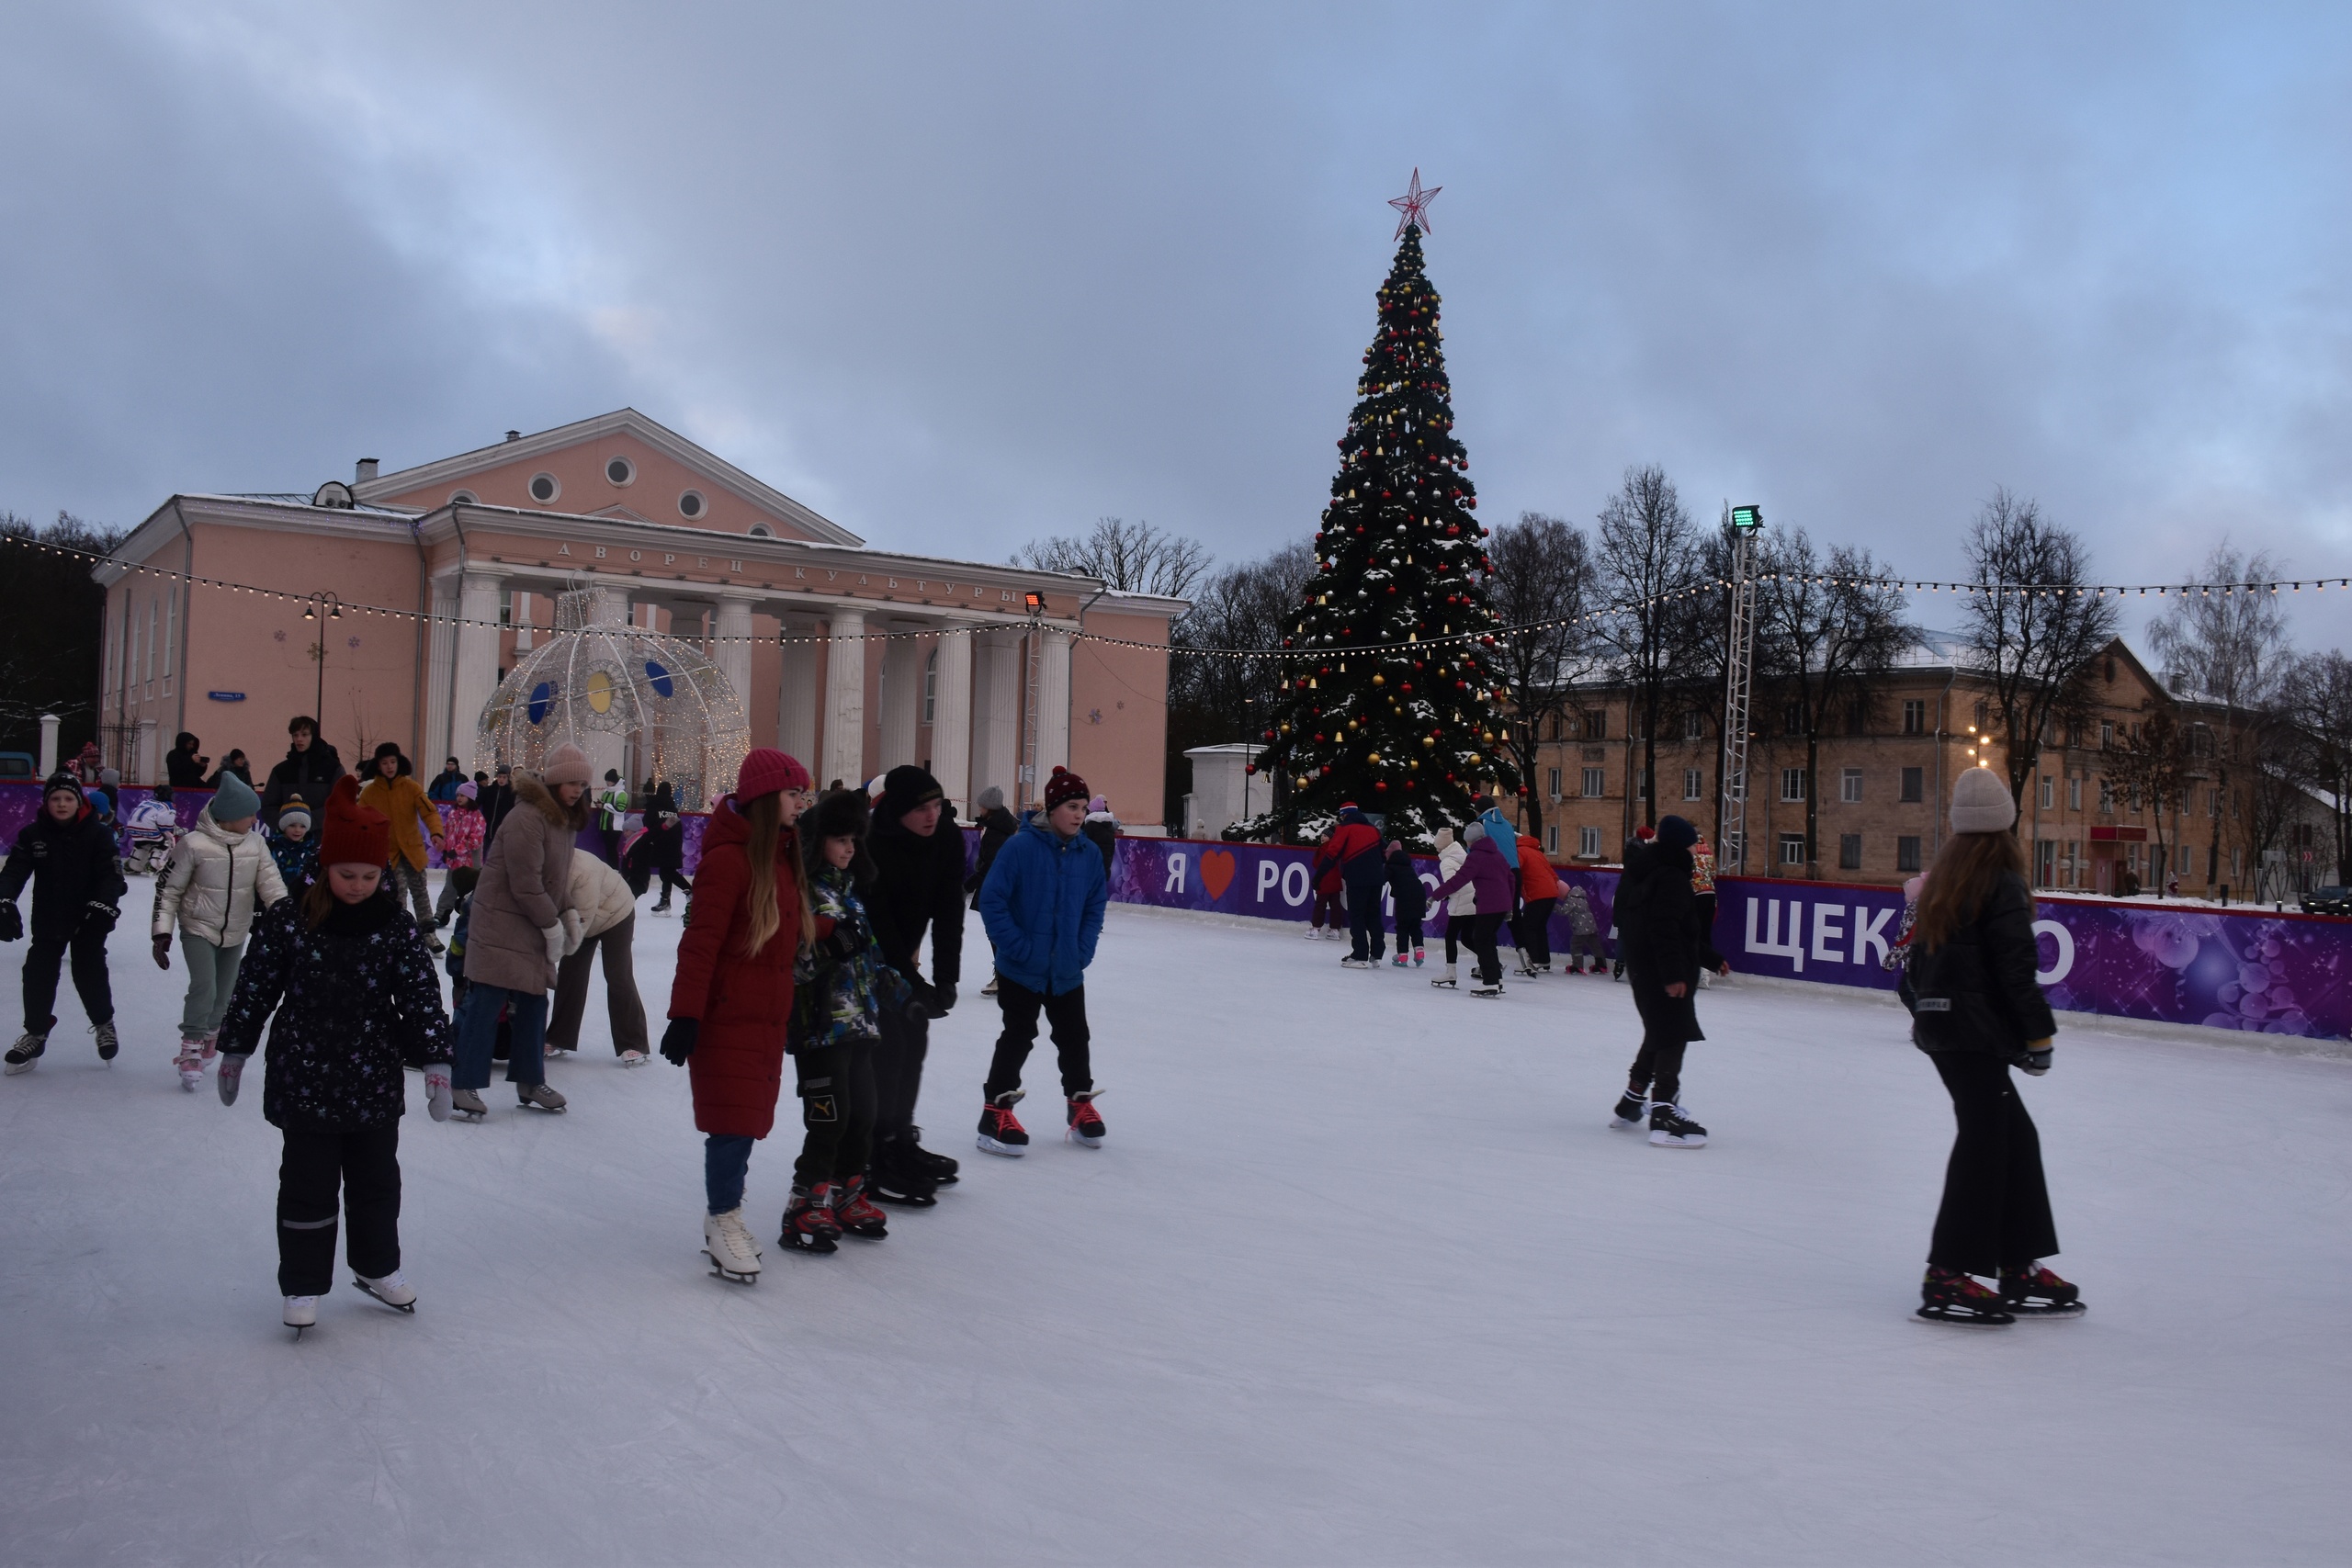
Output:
[779, 789, 913, 1252]
[216, 776, 455, 1335]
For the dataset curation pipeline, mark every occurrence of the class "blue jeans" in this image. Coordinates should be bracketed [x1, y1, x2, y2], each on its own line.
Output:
[706, 1134, 755, 1215]
[453, 984, 549, 1090]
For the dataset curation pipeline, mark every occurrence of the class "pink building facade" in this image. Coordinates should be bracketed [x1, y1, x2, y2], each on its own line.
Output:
[96, 410, 1183, 825]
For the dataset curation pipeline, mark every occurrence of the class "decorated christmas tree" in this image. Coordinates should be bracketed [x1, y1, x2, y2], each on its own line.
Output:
[1248, 175, 1521, 841]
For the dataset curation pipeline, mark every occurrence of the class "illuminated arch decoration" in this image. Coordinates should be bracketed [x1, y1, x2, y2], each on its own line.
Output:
[477, 586, 749, 809]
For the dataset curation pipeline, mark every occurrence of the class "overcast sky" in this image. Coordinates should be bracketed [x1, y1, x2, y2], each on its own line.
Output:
[6, 2, 2350, 652]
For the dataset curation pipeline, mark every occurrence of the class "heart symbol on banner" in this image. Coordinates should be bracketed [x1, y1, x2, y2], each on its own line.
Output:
[1199, 849, 1238, 900]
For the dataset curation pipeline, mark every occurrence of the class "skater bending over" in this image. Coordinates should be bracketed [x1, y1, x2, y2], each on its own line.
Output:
[1, 773, 128, 1073]
[1430, 823, 1513, 998]
[1610, 815, 1724, 1146]
[975, 766, 1108, 1156]
[152, 771, 287, 1090]
[544, 852, 650, 1064]
[779, 788, 913, 1252]
[1904, 766, 2077, 1326]
[214, 776, 455, 1333]
[659, 750, 811, 1284]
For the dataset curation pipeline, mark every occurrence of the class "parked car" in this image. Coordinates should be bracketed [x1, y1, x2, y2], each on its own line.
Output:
[0, 752, 36, 781]
[2297, 886, 2352, 917]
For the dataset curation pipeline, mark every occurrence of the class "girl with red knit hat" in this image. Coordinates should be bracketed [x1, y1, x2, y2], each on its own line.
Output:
[659, 748, 812, 1284]
[215, 775, 456, 1335]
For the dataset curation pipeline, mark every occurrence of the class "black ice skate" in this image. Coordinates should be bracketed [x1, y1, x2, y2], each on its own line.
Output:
[1917, 1267, 2014, 1326]
[1647, 1102, 1707, 1147]
[978, 1089, 1030, 1157]
[906, 1128, 959, 1186]
[5, 1030, 48, 1075]
[93, 1021, 119, 1062]
[2000, 1262, 2086, 1318]
[1611, 1088, 1649, 1128]
[1066, 1089, 1106, 1148]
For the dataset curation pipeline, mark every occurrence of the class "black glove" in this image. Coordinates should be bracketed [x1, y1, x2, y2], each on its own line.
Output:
[153, 934, 173, 970]
[660, 1016, 698, 1066]
[924, 979, 956, 1019]
[817, 915, 865, 963]
[0, 903, 19, 942]
[2018, 1041, 2053, 1077]
[85, 901, 119, 933]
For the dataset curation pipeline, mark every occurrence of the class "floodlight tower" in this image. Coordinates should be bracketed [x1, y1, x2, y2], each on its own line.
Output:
[1719, 505, 1763, 872]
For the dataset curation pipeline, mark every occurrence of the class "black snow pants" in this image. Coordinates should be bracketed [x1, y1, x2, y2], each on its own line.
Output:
[871, 1006, 929, 1150]
[1927, 1052, 2059, 1275]
[985, 977, 1092, 1100]
[277, 1122, 401, 1297]
[1461, 911, 1506, 986]
[22, 924, 113, 1033]
[793, 1043, 877, 1189]
[1627, 970, 1703, 1105]
[1514, 897, 1557, 966]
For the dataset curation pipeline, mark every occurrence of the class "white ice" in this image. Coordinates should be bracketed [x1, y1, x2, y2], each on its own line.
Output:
[3, 888, 2348, 1565]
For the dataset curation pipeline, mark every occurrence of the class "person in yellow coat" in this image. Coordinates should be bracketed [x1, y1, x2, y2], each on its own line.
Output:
[358, 742, 447, 952]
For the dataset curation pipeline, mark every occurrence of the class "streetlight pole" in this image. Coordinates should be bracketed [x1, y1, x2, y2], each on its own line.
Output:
[304, 592, 344, 730]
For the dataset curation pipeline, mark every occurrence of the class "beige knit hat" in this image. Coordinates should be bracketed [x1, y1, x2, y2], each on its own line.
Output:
[540, 742, 593, 788]
[1949, 766, 2017, 834]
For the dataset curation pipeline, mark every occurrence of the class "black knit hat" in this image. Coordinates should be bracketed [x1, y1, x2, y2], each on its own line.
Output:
[878, 763, 944, 823]
[42, 771, 81, 802]
[802, 787, 876, 886]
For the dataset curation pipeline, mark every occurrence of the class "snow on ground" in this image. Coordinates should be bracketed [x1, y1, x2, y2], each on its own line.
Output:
[3, 883, 2349, 1566]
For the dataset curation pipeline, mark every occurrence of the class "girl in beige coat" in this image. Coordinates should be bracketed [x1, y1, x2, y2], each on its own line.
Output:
[448, 744, 590, 1118]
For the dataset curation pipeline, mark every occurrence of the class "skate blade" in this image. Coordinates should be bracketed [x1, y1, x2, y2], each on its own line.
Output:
[977, 1135, 1027, 1158]
[705, 1252, 759, 1284]
[1915, 1304, 2014, 1327]
[353, 1280, 416, 1313]
[1648, 1133, 1707, 1147]
[1065, 1127, 1104, 1148]
[780, 1234, 840, 1254]
[1610, 1115, 1645, 1129]
[871, 1188, 938, 1206]
[2007, 1301, 2087, 1319]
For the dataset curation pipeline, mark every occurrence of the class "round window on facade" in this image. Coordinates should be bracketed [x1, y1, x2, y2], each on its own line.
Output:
[747, 524, 772, 537]
[605, 456, 635, 487]
[449, 490, 478, 505]
[528, 472, 560, 504]
[678, 490, 707, 520]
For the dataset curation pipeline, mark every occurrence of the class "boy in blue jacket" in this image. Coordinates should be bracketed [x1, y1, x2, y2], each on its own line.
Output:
[976, 765, 1108, 1156]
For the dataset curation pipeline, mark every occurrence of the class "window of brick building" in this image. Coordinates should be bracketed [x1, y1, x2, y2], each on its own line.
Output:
[1781, 833, 1806, 865]
[2039, 774, 2054, 810]
[1581, 767, 1605, 798]
[1583, 711, 1606, 740]
[1683, 768, 1703, 801]
[1781, 768, 1805, 802]
[2100, 721, 2114, 750]
[1897, 835, 1923, 873]
[2068, 775, 2082, 810]
[1847, 701, 1869, 736]
[1900, 766, 1923, 803]
[1784, 704, 1805, 736]
[1636, 769, 1651, 801]
[1973, 699, 1989, 729]
[1546, 825, 1560, 854]
[1579, 826, 1601, 858]
[1547, 766, 1561, 800]
[1838, 833, 1862, 870]
[1683, 709, 1705, 741]
[2099, 777, 2113, 812]
[1840, 767, 1862, 804]
[1902, 699, 1926, 734]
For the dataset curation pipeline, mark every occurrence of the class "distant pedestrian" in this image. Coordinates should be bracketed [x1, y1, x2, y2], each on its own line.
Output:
[259, 716, 345, 829]
[431, 782, 485, 926]
[425, 757, 466, 807]
[596, 770, 631, 865]
[1081, 795, 1119, 877]
[206, 750, 254, 793]
[356, 743, 446, 953]
[1511, 831, 1559, 976]
[1327, 804, 1386, 968]
[166, 732, 210, 789]
[1609, 815, 1724, 1147]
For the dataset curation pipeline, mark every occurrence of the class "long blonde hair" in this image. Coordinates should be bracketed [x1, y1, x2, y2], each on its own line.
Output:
[737, 792, 811, 957]
[1912, 829, 2027, 953]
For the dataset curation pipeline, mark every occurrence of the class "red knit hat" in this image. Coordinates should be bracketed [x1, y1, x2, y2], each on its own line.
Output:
[1044, 765, 1089, 809]
[319, 774, 390, 868]
[735, 748, 810, 804]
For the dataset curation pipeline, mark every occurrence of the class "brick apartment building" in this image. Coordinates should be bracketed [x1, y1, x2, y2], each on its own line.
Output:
[1516, 633, 2339, 897]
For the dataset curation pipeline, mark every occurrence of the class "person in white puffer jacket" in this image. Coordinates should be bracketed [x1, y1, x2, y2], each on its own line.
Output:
[152, 772, 288, 1089]
[544, 851, 650, 1063]
[1430, 825, 1478, 989]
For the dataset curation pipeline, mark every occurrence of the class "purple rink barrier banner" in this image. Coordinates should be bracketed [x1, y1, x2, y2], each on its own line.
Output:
[1080, 829, 2352, 1046]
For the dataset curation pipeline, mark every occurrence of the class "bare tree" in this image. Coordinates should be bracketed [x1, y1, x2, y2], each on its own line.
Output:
[1959, 490, 2120, 810]
[1167, 540, 1316, 827]
[1750, 527, 1913, 874]
[2147, 543, 2292, 886]
[1484, 512, 1592, 840]
[2106, 703, 2196, 896]
[2281, 650, 2352, 881]
[1015, 516, 1211, 600]
[1591, 467, 1709, 831]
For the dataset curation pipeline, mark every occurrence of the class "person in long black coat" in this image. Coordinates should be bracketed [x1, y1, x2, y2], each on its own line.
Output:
[259, 718, 345, 829]
[863, 765, 967, 1203]
[166, 732, 211, 789]
[1, 773, 130, 1068]
[1903, 765, 2075, 1325]
[1610, 814, 1723, 1146]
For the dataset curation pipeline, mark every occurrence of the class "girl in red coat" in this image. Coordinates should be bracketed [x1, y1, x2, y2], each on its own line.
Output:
[658, 749, 812, 1283]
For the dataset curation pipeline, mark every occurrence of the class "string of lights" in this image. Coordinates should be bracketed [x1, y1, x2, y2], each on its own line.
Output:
[9, 529, 2346, 664]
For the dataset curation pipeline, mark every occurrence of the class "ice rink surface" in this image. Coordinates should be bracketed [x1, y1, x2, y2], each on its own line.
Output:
[3, 890, 2348, 1566]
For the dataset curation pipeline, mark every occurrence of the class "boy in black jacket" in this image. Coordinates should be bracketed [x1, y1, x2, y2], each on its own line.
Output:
[1, 773, 129, 1071]
[1384, 841, 1428, 968]
[1609, 815, 1724, 1147]
[863, 765, 967, 1203]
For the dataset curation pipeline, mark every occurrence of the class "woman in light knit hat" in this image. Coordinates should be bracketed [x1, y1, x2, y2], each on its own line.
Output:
[447, 742, 591, 1120]
[1902, 765, 2081, 1325]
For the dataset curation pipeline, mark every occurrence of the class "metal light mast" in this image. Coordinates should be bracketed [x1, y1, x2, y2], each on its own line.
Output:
[1719, 505, 1763, 872]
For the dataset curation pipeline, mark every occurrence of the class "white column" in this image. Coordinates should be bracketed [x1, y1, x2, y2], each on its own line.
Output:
[879, 631, 921, 772]
[929, 625, 974, 811]
[713, 594, 755, 719]
[971, 629, 1020, 806]
[453, 571, 503, 772]
[1036, 627, 1073, 778]
[424, 576, 460, 770]
[38, 714, 60, 778]
[820, 606, 866, 790]
[776, 625, 818, 767]
[133, 719, 159, 785]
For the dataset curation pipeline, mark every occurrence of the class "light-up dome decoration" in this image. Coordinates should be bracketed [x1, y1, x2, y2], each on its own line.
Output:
[477, 586, 748, 809]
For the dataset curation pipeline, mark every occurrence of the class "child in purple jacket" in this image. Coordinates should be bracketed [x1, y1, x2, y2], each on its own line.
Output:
[1431, 824, 1515, 998]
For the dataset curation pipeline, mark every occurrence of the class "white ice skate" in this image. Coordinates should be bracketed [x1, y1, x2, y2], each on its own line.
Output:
[175, 1040, 205, 1092]
[355, 1270, 417, 1312]
[1430, 965, 1457, 989]
[283, 1295, 318, 1335]
[619, 1050, 649, 1066]
[704, 1209, 762, 1283]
